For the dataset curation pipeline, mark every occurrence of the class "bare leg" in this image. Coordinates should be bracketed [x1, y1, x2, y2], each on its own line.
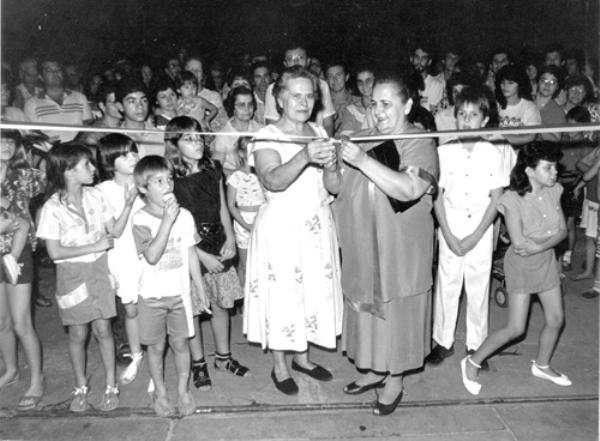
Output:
[0, 283, 18, 387]
[147, 340, 167, 397]
[188, 318, 204, 361]
[170, 336, 191, 398]
[237, 248, 248, 287]
[68, 324, 89, 387]
[575, 236, 595, 279]
[7, 283, 42, 396]
[91, 318, 116, 387]
[210, 303, 230, 355]
[466, 292, 531, 381]
[377, 374, 404, 404]
[535, 286, 564, 370]
[124, 303, 142, 355]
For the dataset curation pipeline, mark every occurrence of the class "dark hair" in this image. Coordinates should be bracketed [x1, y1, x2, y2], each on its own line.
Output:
[564, 48, 585, 69]
[226, 67, 251, 88]
[495, 64, 532, 109]
[490, 48, 511, 64]
[97, 81, 118, 105]
[164, 116, 213, 176]
[509, 141, 563, 196]
[115, 77, 147, 103]
[0, 129, 29, 169]
[151, 76, 177, 105]
[375, 72, 411, 104]
[543, 43, 565, 60]
[224, 86, 255, 118]
[96, 133, 139, 180]
[564, 74, 593, 103]
[134, 155, 173, 189]
[176, 70, 198, 89]
[454, 85, 492, 119]
[445, 72, 476, 106]
[537, 65, 564, 98]
[325, 60, 347, 76]
[45, 143, 93, 199]
[272, 65, 316, 114]
[251, 60, 270, 75]
[566, 105, 591, 123]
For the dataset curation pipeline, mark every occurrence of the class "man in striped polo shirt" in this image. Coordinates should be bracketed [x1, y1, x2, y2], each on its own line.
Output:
[24, 57, 92, 143]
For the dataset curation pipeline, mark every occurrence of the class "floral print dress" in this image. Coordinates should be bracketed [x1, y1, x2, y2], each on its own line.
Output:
[243, 124, 343, 352]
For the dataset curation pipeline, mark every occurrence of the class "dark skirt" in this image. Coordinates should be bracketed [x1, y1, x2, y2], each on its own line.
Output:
[342, 290, 431, 375]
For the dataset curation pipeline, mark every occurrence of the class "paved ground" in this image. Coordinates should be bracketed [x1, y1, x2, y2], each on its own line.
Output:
[0, 235, 598, 441]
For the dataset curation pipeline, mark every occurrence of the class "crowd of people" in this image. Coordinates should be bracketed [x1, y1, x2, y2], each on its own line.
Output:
[0, 39, 599, 417]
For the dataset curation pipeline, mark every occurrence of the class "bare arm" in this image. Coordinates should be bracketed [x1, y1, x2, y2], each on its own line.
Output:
[106, 186, 138, 238]
[218, 179, 237, 259]
[141, 199, 179, 265]
[199, 97, 218, 122]
[45, 236, 113, 261]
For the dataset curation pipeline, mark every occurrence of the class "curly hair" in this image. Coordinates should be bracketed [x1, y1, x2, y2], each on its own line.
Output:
[509, 141, 563, 196]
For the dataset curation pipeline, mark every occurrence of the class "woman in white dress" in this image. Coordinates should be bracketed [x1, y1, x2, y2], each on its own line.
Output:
[243, 66, 343, 395]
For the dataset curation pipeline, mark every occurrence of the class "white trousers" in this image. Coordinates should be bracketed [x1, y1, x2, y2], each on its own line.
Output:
[433, 224, 493, 351]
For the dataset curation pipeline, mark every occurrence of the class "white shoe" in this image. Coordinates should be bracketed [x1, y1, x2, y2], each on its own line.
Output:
[147, 378, 155, 394]
[460, 356, 481, 395]
[531, 361, 572, 386]
[120, 353, 143, 385]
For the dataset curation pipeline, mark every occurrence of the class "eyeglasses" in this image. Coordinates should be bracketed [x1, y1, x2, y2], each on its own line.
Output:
[539, 78, 557, 86]
[569, 87, 586, 95]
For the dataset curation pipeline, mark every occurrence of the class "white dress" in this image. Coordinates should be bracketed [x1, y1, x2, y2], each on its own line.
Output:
[243, 124, 343, 351]
[96, 180, 145, 303]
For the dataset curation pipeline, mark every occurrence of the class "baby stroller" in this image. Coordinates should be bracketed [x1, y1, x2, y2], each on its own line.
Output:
[491, 233, 511, 308]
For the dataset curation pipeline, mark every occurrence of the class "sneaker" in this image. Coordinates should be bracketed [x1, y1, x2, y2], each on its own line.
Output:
[99, 385, 120, 411]
[425, 344, 454, 365]
[120, 352, 143, 385]
[69, 385, 90, 412]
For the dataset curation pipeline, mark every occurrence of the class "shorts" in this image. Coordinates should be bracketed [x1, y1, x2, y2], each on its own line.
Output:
[580, 199, 599, 238]
[55, 255, 116, 326]
[0, 246, 34, 285]
[138, 295, 189, 345]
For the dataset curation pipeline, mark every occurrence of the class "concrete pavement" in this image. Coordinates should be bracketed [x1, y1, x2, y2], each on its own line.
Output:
[0, 244, 598, 440]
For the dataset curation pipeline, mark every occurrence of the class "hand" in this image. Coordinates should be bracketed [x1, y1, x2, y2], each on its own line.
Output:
[340, 139, 367, 168]
[514, 239, 538, 256]
[305, 139, 336, 166]
[220, 238, 236, 260]
[193, 281, 212, 314]
[124, 184, 138, 207]
[162, 196, 180, 224]
[458, 233, 481, 254]
[201, 253, 224, 273]
[95, 234, 114, 252]
[0, 212, 20, 234]
[445, 233, 466, 256]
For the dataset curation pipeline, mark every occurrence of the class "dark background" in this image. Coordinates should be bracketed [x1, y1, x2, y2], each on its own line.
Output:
[2, 0, 599, 74]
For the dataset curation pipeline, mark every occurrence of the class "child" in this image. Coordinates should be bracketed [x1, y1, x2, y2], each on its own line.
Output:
[226, 137, 266, 286]
[131, 155, 209, 417]
[461, 142, 570, 395]
[96, 133, 145, 384]
[36, 143, 128, 412]
[176, 70, 217, 132]
[427, 86, 510, 368]
[165, 116, 249, 392]
[1, 197, 30, 285]
[152, 77, 178, 130]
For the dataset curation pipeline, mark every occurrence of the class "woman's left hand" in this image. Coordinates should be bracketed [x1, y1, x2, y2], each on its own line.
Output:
[220, 237, 236, 260]
[340, 139, 367, 168]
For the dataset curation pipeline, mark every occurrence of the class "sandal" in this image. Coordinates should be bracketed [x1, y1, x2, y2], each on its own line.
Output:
[99, 385, 120, 411]
[69, 385, 90, 413]
[191, 358, 212, 390]
[17, 394, 42, 411]
[177, 391, 196, 417]
[152, 393, 176, 418]
[214, 352, 250, 377]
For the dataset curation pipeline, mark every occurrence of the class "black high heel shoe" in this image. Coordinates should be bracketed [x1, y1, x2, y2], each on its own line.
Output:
[373, 389, 403, 416]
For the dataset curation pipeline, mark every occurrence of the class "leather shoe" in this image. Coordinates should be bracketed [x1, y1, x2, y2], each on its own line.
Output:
[343, 377, 386, 395]
[291, 361, 333, 381]
[531, 361, 572, 386]
[425, 344, 454, 365]
[270, 370, 298, 395]
[466, 349, 489, 371]
[373, 389, 403, 416]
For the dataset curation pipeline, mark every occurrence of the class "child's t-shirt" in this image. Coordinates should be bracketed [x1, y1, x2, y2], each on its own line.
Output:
[226, 170, 266, 207]
[36, 187, 112, 263]
[132, 207, 200, 299]
[438, 139, 509, 220]
[177, 96, 208, 125]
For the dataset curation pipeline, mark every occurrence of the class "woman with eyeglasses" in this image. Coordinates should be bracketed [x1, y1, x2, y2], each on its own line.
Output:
[535, 66, 566, 143]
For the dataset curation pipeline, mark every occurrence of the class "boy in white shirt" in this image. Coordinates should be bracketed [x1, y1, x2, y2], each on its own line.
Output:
[132, 155, 210, 417]
[427, 86, 510, 367]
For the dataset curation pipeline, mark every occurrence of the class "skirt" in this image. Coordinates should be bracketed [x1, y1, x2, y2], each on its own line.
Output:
[342, 290, 431, 375]
[191, 266, 243, 312]
[504, 247, 560, 294]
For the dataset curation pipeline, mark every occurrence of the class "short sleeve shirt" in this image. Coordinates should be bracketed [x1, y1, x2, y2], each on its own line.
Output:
[36, 187, 112, 263]
[498, 184, 564, 241]
[499, 98, 542, 128]
[132, 207, 199, 299]
[438, 139, 509, 216]
[226, 170, 266, 207]
[264, 78, 336, 122]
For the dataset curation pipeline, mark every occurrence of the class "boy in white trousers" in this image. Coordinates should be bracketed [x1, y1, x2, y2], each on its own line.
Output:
[427, 86, 510, 367]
